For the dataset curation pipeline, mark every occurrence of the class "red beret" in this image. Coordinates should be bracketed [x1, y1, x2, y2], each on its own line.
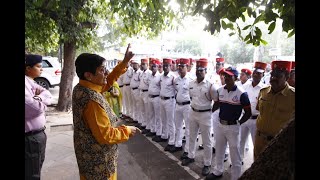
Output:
[216, 57, 225, 63]
[176, 58, 180, 64]
[179, 58, 190, 65]
[163, 58, 173, 64]
[254, 61, 267, 72]
[196, 58, 208, 68]
[172, 59, 176, 64]
[241, 68, 252, 75]
[271, 60, 292, 72]
[151, 58, 161, 65]
[141, 58, 148, 64]
[218, 68, 225, 75]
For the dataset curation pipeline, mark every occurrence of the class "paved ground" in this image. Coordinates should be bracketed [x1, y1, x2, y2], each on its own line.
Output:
[41, 86, 254, 180]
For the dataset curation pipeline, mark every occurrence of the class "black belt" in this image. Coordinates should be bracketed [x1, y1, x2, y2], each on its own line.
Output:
[119, 85, 124, 88]
[25, 126, 46, 136]
[257, 130, 273, 141]
[219, 119, 238, 125]
[160, 96, 175, 100]
[149, 94, 160, 98]
[124, 84, 130, 86]
[177, 101, 191, 105]
[251, 115, 258, 119]
[192, 107, 211, 112]
[132, 87, 138, 90]
[141, 89, 148, 92]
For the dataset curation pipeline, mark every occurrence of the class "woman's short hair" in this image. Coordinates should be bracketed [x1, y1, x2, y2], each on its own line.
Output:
[75, 53, 106, 80]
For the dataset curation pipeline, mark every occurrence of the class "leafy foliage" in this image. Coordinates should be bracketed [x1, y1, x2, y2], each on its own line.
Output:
[177, 0, 295, 46]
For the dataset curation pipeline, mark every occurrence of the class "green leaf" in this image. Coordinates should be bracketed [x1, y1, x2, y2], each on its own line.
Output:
[287, 29, 295, 38]
[229, 32, 235, 36]
[260, 39, 268, 45]
[268, 21, 276, 34]
[221, 20, 227, 30]
[242, 25, 251, 30]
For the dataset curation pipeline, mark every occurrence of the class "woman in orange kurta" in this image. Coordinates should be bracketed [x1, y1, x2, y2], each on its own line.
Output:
[72, 44, 141, 180]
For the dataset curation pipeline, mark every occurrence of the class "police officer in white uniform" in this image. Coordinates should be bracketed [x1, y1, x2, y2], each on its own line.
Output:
[160, 58, 177, 148]
[206, 67, 252, 180]
[181, 58, 218, 176]
[146, 58, 161, 138]
[122, 61, 134, 119]
[129, 59, 142, 124]
[139, 58, 152, 133]
[170, 58, 193, 154]
[239, 62, 267, 162]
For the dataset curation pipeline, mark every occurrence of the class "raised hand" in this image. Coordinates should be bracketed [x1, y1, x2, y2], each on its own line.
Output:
[123, 43, 134, 63]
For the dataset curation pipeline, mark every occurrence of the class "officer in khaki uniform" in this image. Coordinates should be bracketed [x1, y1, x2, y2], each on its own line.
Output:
[254, 60, 295, 160]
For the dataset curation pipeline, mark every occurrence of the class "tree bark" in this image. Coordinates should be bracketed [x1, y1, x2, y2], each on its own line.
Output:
[56, 41, 76, 112]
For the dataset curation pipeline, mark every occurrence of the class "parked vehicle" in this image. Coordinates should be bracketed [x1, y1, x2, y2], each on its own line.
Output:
[34, 56, 62, 89]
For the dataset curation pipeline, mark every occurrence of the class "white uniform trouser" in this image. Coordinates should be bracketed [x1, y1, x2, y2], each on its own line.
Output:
[188, 110, 212, 166]
[160, 98, 176, 144]
[122, 85, 132, 117]
[213, 122, 241, 180]
[140, 91, 149, 127]
[131, 89, 142, 123]
[119, 87, 124, 114]
[174, 104, 190, 151]
[239, 118, 256, 159]
[212, 110, 230, 154]
[148, 96, 160, 133]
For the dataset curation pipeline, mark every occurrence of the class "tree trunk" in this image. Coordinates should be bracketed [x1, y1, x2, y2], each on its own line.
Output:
[56, 41, 76, 112]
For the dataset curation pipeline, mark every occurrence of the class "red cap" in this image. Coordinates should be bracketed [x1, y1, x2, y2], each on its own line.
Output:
[179, 58, 190, 65]
[271, 60, 292, 72]
[151, 58, 161, 65]
[241, 68, 252, 75]
[254, 61, 267, 73]
[218, 68, 225, 75]
[131, 59, 140, 64]
[291, 61, 295, 70]
[163, 58, 173, 64]
[216, 57, 225, 63]
[196, 58, 208, 68]
[141, 58, 148, 64]
[172, 59, 176, 64]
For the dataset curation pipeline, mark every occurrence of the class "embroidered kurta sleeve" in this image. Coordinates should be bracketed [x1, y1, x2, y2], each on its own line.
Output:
[83, 100, 132, 144]
[102, 62, 127, 93]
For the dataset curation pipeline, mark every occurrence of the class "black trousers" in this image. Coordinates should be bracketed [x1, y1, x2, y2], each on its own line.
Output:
[25, 131, 47, 180]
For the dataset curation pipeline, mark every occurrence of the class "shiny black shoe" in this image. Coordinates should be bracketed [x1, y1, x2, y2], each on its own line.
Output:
[202, 165, 211, 176]
[205, 173, 222, 180]
[230, 161, 244, 168]
[141, 129, 150, 134]
[198, 144, 204, 150]
[180, 152, 188, 160]
[224, 153, 229, 162]
[181, 157, 195, 166]
[170, 146, 183, 153]
[152, 135, 161, 141]
[164, 144, 174, 151]
[146, 132, 156, 137]
[154, 137, 168, 142]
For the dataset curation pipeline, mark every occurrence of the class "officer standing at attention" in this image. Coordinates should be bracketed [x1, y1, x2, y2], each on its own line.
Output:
[254, 60, 295, 160]
[206, 67, 252, 180]
[129, 59, 142, 125]
[122, 60, 134, 120]
[182, 58, 218, 176]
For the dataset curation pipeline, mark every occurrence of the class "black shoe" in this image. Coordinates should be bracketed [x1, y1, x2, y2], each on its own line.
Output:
[224, 153, 229, 162]
[140, 126, 146, 130]
[170, 146, 183, 153]
[164, 144, 174, 151]
[141, 129, 150, 134]
[202, 165, 211, 176]
[230, 162, 244, 168]
[146, 132, 156, 137]
[181, 157, 195, 166]
[152, 135, 161, 142]
[199, 144, 204, 150]
[205, 173, 222, 180]
[154, 137, 168, 142]
[212, 147, 215, 154]
[180, 152, 188, 160]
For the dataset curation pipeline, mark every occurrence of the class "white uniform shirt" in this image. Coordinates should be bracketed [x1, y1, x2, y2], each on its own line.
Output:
[207, 72, 222, 87]
[160, 71, 177, 97]
[130, 69, 142, 88]
[123, 66, 133, 85]
[139, 69, 151, 90]
[243, 81, 267, 116]
[235, 79, 252, 89]
[117, 73, 124, 86]
[148, 72, 161, 95]
[174, 73, 194, 103]
[189, 78, 218, 110]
